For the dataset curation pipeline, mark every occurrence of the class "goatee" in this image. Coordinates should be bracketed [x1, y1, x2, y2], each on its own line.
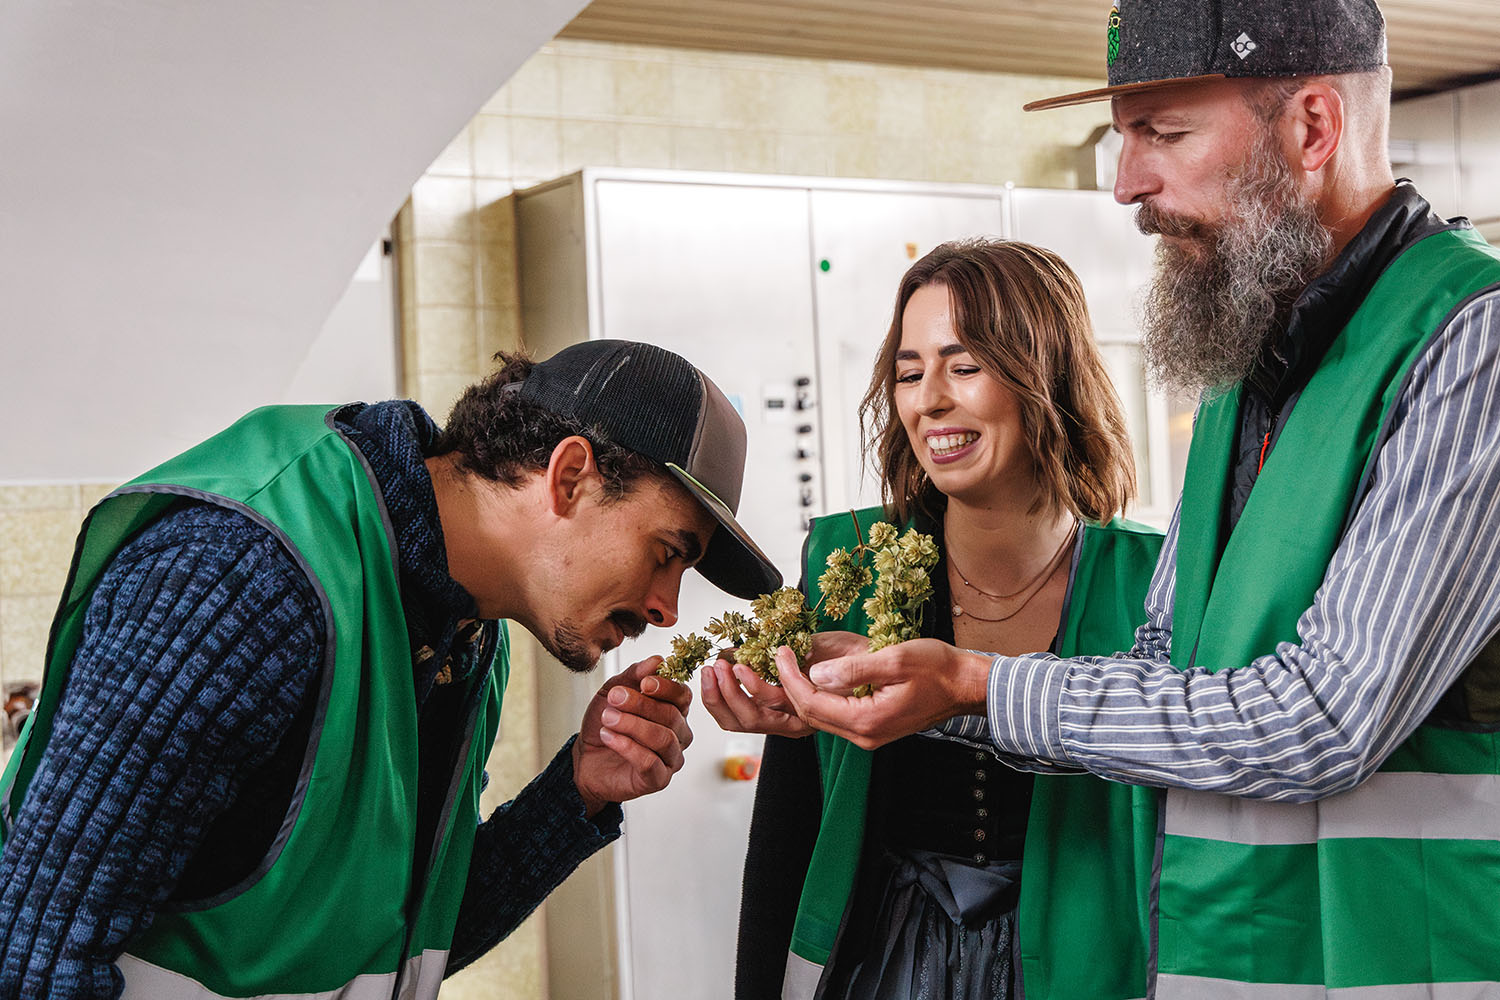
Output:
[548, 620, 599, 673]
[1136, 131, 1333, 397]
[547, 610, 647, 673]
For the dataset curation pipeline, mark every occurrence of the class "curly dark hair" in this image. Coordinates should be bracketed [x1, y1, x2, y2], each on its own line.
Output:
[432, 351, 664, 501]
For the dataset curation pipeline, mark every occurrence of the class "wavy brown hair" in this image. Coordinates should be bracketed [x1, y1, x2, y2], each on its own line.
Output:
[860, 238, 1136, 525]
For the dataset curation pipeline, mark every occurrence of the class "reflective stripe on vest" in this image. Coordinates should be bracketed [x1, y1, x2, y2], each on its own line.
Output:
[1167, 772, 1500, 844]
[1157, 974, 1500, 999]
[782, 951, 823, 1000]
[119, 950, 451, 1000]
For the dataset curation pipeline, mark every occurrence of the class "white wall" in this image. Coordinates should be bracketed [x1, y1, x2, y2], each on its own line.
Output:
[0, 0, 588, 483]
[1392, 79, 1500, 239]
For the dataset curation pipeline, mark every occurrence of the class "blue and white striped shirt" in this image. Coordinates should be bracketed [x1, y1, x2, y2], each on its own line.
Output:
[941, 287, 1500, 803]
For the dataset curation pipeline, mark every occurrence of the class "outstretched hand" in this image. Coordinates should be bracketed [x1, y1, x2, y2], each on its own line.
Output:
[572, 655, 694, 816]
[699, 631, 873, 738]
[700, 655, 811, 737]
[776, 638, 991, 750]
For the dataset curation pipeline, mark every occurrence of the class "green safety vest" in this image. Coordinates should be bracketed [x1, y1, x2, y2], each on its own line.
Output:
[0, 405, 507, 1000]
[1159, 227, 1500, 997]
[783, 506, 1162, 1000]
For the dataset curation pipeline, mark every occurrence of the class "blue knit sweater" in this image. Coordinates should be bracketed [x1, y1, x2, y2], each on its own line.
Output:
[0, 401, 621, 998]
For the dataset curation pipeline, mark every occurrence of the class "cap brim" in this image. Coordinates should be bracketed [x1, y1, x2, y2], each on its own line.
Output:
[666, 463, 782, 601]
[1024, 73, 1228, 112]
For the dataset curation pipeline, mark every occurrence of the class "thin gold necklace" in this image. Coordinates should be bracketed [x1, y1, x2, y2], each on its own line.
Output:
[948, 525, 1075, 623]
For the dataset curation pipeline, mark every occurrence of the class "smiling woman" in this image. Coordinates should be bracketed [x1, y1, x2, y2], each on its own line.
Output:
[872, 239, 1137, 536]
[710, 238, 1163, 1000]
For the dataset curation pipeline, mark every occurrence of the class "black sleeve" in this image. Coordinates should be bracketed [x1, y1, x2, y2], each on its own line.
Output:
[445, 737, 622, 974]
[735, 732, 824, 1000]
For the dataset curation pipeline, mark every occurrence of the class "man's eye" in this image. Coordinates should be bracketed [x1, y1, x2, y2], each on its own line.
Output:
[1153, 130, 1186, 144]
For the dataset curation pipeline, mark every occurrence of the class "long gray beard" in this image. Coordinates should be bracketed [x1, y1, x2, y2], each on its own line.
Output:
[1136, 136, 1333, 397]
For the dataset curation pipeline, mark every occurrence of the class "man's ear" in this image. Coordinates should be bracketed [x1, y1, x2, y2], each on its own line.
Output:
[1284, 81, 1344, 176]
[544, 435, 598, 516]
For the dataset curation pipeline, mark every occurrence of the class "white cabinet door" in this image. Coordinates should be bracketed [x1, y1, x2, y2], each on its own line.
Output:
[1010, 188, 1187, 526]
[1459, 80, 1500, 227]
[591, 176, 821, 1000]
[807, 188, 1006, 514]
[1390, 91, 1461, 221]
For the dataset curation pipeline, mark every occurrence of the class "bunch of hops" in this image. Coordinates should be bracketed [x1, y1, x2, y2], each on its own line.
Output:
[658, 633, 715, 683]
[736, 588, 817, 683]
[817, 546, 873, 620]
[816, 518, 938, 693]
[863, 526, 939, 651]
[655, 587, 816, 685]
[655, 514, 937, 690]
[817, 517, 938, 650]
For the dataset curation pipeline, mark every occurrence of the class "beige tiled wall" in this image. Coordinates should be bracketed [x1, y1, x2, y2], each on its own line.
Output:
[0, 484, 116, 754]
[398, 37, 1113, 419]
[399, 38, 1113, 1000]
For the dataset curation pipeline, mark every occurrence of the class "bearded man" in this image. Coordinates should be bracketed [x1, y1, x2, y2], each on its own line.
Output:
[766, 1, 1500, 996]
[0, 340, 781, 999]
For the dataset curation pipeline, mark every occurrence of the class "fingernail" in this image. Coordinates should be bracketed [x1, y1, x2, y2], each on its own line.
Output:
[607, 687, 629, 706]
[809, 666, 831, 685]
[642, 676, 660, 694]
[602, 708, 621, 726]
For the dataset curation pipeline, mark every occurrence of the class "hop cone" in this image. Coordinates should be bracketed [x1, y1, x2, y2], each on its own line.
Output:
[705, 611, 753, 646]
[657, 632, 714, 683]
[818, 547, 873, 620]
[736, 634, 776, 681]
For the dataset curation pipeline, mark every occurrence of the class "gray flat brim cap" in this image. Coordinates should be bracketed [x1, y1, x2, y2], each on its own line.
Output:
[1025, 0, 1387, 112]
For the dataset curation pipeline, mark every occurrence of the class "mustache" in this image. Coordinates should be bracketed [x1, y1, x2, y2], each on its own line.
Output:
[1136, 128, 1333, 397]
[1135, 201, 1213, 242]
[609, 610, 648, 640]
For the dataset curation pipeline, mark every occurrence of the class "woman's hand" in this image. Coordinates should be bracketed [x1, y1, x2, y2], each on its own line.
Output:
[698, 632, 874, 738]
[700, 654, 813, 738]
[778, 638, 991, 750]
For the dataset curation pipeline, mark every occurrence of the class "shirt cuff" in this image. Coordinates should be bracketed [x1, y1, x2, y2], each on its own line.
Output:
[928, 714, 992, 745]
[986, 653, 1070, 763]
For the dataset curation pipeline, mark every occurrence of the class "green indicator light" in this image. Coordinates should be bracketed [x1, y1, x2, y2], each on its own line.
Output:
[819, 259, 831, 272]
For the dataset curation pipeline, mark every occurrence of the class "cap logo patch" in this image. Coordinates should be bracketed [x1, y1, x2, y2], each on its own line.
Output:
[1231, 32, 1259, 60]
[1107, 4, 1122, 66]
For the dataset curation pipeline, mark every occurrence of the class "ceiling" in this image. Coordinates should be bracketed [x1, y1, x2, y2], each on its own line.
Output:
[0, 0, 591, 480]
[559, 0, 1500, 98]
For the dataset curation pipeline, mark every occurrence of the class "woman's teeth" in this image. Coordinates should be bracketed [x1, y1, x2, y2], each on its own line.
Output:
[929, 432, 978, 456]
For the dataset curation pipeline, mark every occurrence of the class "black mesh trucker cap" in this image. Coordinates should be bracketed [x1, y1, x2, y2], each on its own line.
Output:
[1025, 0, 1387, 112]
[518, 340, 782, 601]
